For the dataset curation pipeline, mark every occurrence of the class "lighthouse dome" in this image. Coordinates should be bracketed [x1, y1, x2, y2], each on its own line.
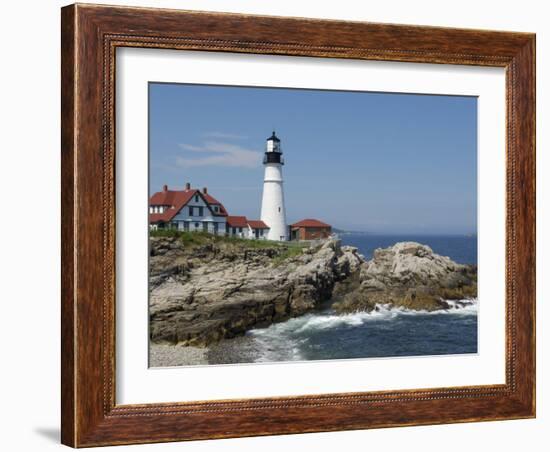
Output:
[266, 131, 281, 142]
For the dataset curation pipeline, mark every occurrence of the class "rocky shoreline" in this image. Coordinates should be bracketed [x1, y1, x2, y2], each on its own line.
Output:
[150, 334, 269, 367]
[149, 233, 477, 351]
[150, 343, 209, 367]
[332, 241, 477, 313]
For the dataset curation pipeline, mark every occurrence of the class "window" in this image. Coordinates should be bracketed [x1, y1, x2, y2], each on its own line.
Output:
[260, 229, 264, 236]
[278, 207, 281, 212]
[203, 222, 208, 232]
[194, 195, 199, 202]
[189, 206, 194, 216]
[239, 227, 243, 233]
[195, 223, 200, 228]
[213, 206, 218, 212]
[198, 207, 204, 217]
[232, 227, 236, 234]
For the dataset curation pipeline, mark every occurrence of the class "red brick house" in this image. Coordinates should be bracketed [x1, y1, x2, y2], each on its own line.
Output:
[290, 219, 332, 241]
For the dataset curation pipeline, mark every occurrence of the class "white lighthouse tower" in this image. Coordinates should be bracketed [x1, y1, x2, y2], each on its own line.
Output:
[261, 131, 288, 241]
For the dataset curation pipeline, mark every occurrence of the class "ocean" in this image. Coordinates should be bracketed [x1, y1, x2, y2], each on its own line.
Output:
[208, 234, 478, 365]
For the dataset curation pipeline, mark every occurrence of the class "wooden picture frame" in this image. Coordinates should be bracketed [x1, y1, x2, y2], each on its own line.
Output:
[61, 3, 535, 447]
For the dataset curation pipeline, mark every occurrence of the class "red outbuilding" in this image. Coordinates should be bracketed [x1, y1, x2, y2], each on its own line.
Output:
[290, 219, 332, 241]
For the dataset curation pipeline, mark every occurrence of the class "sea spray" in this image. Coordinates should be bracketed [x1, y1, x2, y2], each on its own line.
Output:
[245, 299, 478, 363]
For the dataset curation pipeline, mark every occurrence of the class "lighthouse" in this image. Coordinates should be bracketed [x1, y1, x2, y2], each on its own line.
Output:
[261, 131, 288, 241]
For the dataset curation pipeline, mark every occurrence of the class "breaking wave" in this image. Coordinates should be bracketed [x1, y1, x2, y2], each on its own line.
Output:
[246, 299, 477, 363]
[250, 299, 478, 336]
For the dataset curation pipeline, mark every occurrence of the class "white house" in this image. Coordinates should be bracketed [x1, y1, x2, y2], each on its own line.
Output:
[149, 184, 270, 240]
[149, 183, 228, 234]
[246, 220, 270, 239]
[225, 216, 248, 238]
[226, 216, 270, 239]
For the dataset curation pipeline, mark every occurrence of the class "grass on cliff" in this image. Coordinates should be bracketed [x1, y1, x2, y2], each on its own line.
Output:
[150, 230, 308, 258]
[271, 246, 305, 266]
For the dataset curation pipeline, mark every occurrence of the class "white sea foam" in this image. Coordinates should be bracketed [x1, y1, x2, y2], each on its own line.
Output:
[247, 332, 306, 363]
[251, 299, 477, 335]
[246, 299, 478, 362]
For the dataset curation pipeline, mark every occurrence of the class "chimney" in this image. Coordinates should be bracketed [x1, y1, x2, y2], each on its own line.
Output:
[203, 187, 208, 194]
[163, 184, 168, 192]
[185, 182, 191, 190]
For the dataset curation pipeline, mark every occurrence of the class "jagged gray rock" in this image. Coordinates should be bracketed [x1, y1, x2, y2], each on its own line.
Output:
[149, 237, 476, 346]
[149, 236, 362, 346]
[332, 242, 477, 313]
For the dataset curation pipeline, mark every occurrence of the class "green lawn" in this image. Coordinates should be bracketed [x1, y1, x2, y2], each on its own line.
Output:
[150, 229, 309, 251]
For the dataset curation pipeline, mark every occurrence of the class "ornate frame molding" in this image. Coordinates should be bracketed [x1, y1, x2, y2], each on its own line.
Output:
[61, 4, 535, 447]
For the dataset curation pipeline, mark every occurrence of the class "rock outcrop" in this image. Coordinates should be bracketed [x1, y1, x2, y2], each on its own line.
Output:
[332, 242, 477, 313]
[149, 236, 362, 346]
[149, 236, 476, 347]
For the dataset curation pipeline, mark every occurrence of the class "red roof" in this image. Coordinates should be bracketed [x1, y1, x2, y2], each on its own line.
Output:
[247, 220, 269, 229]
[226, 216, 249, 228]
[291, 219, 331, 228]
[149, 187, 228, 224]
[202, 193, 228, 216]
[149, 210, 179, 223]
[149, 189, 194, 207]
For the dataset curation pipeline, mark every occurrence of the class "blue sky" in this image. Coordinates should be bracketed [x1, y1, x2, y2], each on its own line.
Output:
[149, 83, 477, 234]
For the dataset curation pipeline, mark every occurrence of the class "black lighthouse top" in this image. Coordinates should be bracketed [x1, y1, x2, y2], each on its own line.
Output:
[263, 131, 284, 165]
[267, 131, 280, 142]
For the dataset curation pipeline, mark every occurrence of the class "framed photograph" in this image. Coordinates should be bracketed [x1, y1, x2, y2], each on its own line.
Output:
[61, 3, 535, 447]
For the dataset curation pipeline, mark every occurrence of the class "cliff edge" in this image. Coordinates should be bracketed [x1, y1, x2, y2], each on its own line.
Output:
[149, 235, 362, 346]
[149, 235, 476, 347]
